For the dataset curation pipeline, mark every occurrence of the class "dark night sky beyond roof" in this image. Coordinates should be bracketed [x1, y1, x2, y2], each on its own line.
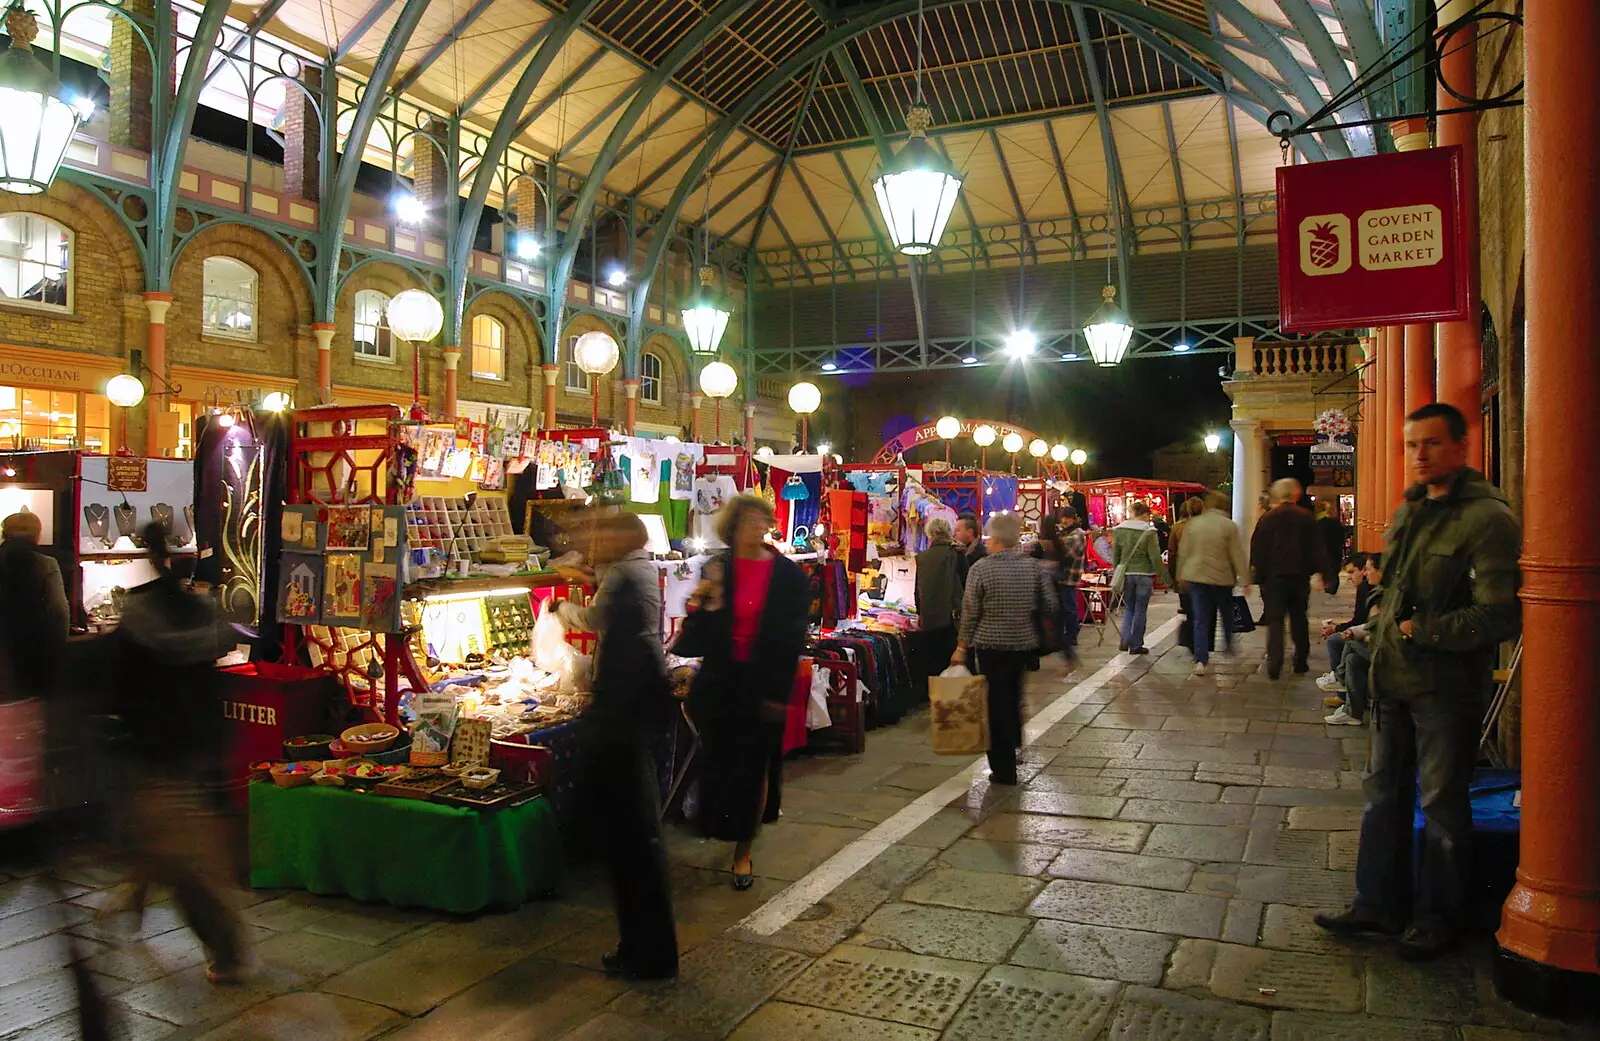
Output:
[816, 354, 1234, 475]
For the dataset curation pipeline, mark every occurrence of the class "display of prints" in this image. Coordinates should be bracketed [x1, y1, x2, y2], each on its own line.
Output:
[360, 563, 400, 631]
[482, 457, 506, 491]
[468, 453, 489, 483]
[280, 511, 302, 544]
[383, 516, 400, 547]
[277, 552, 321, 622]
[419, 429, 452, 478]
[324, 505, 372, 551]
[411, 689, 458, 762]
[442, 449, 473, 479]
[450, 717, 491, 765]
[323, 552, 362, 620]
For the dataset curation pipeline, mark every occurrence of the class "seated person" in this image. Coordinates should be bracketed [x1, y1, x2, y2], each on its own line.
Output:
[1323, 555, 1383, 727]
[1315, 552, 1376, 696]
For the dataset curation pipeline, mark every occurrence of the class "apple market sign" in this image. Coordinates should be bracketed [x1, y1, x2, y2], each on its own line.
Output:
[1277, 147, 1470, 332]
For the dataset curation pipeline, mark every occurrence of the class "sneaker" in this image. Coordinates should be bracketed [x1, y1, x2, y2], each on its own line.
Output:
[1315, 672, 1347, 693]
[1324, 706, 1363, 726]
[1192, 663, 1208, 676]
[1313, 906, 1404, 936]
[1323, 694, 1346, 707]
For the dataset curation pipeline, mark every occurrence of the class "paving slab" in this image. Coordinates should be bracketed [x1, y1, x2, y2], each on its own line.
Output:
[942, 964, 1121, 1040]
[1119, 779, 1224, 802]
[1286, 806, 1363, 831]
[1008, 918, 1173, 984]
[1121, 801, 1257, 828]
[255, 930, 376, 985]
[116, 962, 304, 1028]
[1045, 849, 1196, 891]
[1363, 954, 1481, 1024]
[1232, 865, 1356, 908]
[970, 814, 1151, 852]
[1327, 831, 1360, 871]
[1222, 899, 1264, 945]
[1106, 984, 1270, 1041]
[1020, 772, 1128, 797]
[4, 904, 93, 951]
[1259, 904, 1371, 956]
[611, 939, 812, 1039]
[14, 1006, 177, 1041]
[725, 1001, 939, 1040]
[1270, 1010, 1453, 1040]
[1028, 879, 1228, 939]
[189, 992, 399, 1041]
[378, 956, 626, 1041]
[1258, 788, 1365, 808]
[853, 903, 1030, 963]
[900, 868, 1044, 914]
[935, 839, 1061, 878]
[559, 1012, 677, 1040]
[1142, 824, 1250, 862]
[778, 945, 986, 1030]
[1243, 830, 1330, 868]
[1261, 768, 1343, 791]
[1203, 941, 1363, 1012]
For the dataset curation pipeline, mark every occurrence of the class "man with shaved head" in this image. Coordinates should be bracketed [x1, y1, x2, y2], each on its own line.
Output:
[1249, 478, 1329, 679]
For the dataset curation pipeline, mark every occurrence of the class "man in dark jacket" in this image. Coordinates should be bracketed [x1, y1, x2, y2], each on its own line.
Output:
[914, 517, 965, 692]
[1250, 479, 1330, 678]
[0, 511, 68, 697]
[1315, 503, 1348, 593]
[953, 513, 986, 581]
[1316, 403, 1521, 962]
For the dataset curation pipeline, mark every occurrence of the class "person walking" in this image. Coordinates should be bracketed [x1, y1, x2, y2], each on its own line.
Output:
[1054, 508, 1087, 662]
[556, 512, 679, 980]
[953, 513, 986, 581]
[1112, 501, 1169, 654]
[1250, 479, 1329, 678]
[102, 524, 247, 983]
[1177, 492, 1249, 676]
[951, 512, 1055, 785]
[0, 511, 68, 698]
[679, 494, 809, 890]
[1167, 497, 1202, 654]
[1316, 404, 1521, 960]
[1315, 502, 1349, 594]
[914, 517, 965, 691]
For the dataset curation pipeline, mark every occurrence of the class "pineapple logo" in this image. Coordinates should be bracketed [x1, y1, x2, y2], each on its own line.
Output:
[1298, 214, 1351, 276]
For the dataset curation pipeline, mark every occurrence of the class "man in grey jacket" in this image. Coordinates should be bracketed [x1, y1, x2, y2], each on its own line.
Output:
[1176, 492, 1250, 675]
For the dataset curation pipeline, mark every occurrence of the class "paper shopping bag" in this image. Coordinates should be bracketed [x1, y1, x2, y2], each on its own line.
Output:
[929, 666, 989, 756]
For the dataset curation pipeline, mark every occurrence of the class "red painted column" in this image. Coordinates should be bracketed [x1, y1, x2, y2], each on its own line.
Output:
[743, 403, 756, 451]
[622, 379, 639, 434]
[1435, 0, 1483, 465]
[1356, 339, 1374, 550]
[541, 364, 558, 430]
[312, 323, 336, 405]
[142, 292, 172, 457]
[690, 392, 705, 443]
[1403, 323, 1435, 413]
[1385, 325, 1407, 505]
[441, 347, 460, 418]
[1497, 0, 1600, 986]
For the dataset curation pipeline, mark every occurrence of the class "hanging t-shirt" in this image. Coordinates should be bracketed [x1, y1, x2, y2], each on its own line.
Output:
[693, 476, 737, 544]
[669, 445, 704, 500]
[613, 438, 660, 504]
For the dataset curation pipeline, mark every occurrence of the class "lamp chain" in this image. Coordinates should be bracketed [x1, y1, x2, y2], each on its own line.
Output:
[914, 0, 925, 105]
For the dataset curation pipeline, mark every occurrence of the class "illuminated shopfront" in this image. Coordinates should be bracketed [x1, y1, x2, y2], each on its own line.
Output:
[0, 345, 120, 453]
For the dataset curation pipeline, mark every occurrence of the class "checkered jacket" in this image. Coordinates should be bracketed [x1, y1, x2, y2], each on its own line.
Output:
[958, 547, 1056, 651]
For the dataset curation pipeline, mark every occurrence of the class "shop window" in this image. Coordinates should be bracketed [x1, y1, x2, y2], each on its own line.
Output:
[471, 314, 505, 380]
[0, 385, 107, 451]
[0, 214, 71, 312]
[563, 336, 589, 393]
[640, 351, 663, 405]
[353, 290, 393, 361]
[201, 257, 258, 340]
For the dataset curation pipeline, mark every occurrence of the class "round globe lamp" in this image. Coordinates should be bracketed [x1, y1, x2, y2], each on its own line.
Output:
[574, 330, 620, 426]
[699, 361, 738, 440]
[104, 373, 144, 456]
[935, 415, 961, 463]
[972, 424, 996, 470]
[788, 381, 821, 451]
[1050, 443, 1069, 462]
[387, 289, 444, 420]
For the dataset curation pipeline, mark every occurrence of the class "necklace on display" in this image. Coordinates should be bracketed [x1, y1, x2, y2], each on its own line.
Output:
[83, 503, 112, 547]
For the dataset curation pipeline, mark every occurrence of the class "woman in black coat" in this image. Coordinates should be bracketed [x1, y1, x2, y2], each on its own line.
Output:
[677, 493, 809, 890]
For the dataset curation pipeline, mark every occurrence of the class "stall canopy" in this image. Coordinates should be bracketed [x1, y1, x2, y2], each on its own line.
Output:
[1078, 477, 1210, 528]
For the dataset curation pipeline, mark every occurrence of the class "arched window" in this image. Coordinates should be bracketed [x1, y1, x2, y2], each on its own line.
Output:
[563, 336, 589, 392]
[471, 315, 506, 380]
[353, 290, 392, 360]
[640, 351, 663, 405]
[202, 256, 258, 340]
[0, 213, 71, 311]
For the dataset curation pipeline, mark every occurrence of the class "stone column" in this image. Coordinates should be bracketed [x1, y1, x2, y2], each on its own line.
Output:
[1495, 0, 1600, 1007]
[410, 118, 449, 223]
[441, 347, 460, 418]
[312, 323, 335, 404]
[1435, 0, 1483, 465]
[541, 365, 558, 430]
[108, 0, 155, 151]
[1384, 325, 1407, 504]
[1404, 323, 1436, 412]
[142, 293, 172, 457]
[622, 379, 639, 434]
[1229, 417, 1262, 546]
[282, 65, 321, 201]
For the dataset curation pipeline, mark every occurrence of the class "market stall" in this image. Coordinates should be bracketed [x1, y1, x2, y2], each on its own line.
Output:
[1077, 477, 1209, 528]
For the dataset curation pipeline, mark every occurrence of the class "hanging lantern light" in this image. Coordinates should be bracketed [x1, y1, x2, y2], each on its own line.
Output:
[0, 7, 93, 195]
[574, 331, 620, 376]
[1083, 285, 1134, 367]
[872, 104, 963, 257]
[680, 265, 733, 356]
[104, 373, 145, 408]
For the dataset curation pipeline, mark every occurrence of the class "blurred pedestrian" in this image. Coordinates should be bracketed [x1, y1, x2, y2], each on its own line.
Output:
[914, 517, 964, 692]
[556, 512, 678, 979]
[953, 513, 986, 581]
[951, 512, 1055, 785]
[0, 511, 68, 697]
[679, 495, 809, 890]
[1250, 479, 1329, 679]
[1177, 493, 1249, 676]
[1316, 502, 1348, 593]
[1112, 502, 1169, 654]
[101, 524, 247, 983]
[1053, 508, 1087, 662]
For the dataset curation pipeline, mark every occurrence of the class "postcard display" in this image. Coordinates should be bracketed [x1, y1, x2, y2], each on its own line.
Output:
[276, 503, 408, 633]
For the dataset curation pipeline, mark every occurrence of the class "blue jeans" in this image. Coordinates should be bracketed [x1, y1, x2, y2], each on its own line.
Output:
[1326, 631, 1347, 671]
[1188, 583, 1234, 665]
[1354, 692, 1479, 932]
[1058, 584, 1080, 655]
[1119, 574, 1154, 650]
[1340, 638, 1371, 719]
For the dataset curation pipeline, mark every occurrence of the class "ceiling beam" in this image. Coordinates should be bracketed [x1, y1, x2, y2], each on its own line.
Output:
[1042, 121, 1085, 258]
[633, 116, 739, 195]
[989, 129, 1033, 257]
[1070, 3, 1134, 299]
[1210, 0, 1352, 158]
[834, 151, 891, 257]
[511, 48, 609, 141]
[202, 0, 292, 89]
[703, 155, 780, 223]
[1328, 0, 1387, 89]
[332, 0, 399, 63]
[611, 97, 693, 171]
[457, 20, 558, 119]
[750, 57, 828, 252]
[390, 0, 500, 97]
[556, 80, 643, 159]
[769, 211, 819, 285]
[790, 160, 856, 279]
[933, 137, 993, 268]
[1276, 0, 1375, 154]
[1161, 103, 1189, 249]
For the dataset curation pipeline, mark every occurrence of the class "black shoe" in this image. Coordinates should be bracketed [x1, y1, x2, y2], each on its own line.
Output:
[1398, 923, 1456, 961]
[602, 951, 677, 980]
[1118, 641, 1129, 652]
[989, 773, 1019, 786]
[1130, 647, 1150, 655]
[732, 865, 755, 891]
[1313, 906, 1404, 937]
[1293, 662, 1310, 675]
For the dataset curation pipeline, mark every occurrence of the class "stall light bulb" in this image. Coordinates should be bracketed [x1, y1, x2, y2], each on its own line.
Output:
[216, 412, 235, 428]
[817, 442, 832, 456]
[1, 466, 14, 478]
[813, 524, 826, 537]
[392, 192, 426, 225]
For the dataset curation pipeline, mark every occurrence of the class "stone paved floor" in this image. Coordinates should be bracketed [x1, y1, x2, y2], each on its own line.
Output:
[3, 593, 1596, 1039]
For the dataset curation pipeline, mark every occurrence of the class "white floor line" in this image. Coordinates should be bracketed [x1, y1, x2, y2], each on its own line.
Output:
[738, 612, 1185, 937]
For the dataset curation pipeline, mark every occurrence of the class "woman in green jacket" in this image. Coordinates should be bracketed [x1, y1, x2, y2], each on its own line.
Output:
[1112, 501, 1171, 653]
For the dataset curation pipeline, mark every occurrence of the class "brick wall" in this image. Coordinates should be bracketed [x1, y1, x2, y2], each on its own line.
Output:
[463, 290, 536, 413]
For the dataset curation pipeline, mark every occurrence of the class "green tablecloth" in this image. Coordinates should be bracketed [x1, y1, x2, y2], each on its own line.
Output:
[249, 782, 563, 913]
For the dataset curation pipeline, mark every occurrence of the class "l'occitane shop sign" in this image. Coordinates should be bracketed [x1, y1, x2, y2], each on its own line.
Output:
[0, 344, 121, 393]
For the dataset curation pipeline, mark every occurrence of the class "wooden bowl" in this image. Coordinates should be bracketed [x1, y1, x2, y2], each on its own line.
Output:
[341, 723, 401, 754]
[270, 762, 317, 788]
[460, 766, 501, 790]
[284, 734, 336, 761]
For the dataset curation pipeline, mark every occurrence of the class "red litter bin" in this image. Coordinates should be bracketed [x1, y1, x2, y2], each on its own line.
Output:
[216, 663, 340, 807]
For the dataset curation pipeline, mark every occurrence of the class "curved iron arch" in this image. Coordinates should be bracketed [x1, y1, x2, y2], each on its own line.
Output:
[167, 213, 319, 308]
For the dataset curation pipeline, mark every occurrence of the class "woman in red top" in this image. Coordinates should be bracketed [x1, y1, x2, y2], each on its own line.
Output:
[678, 494, 809, 889]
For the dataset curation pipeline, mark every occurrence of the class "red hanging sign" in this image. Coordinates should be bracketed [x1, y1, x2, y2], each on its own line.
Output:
[1276, 146, 1470, 332]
